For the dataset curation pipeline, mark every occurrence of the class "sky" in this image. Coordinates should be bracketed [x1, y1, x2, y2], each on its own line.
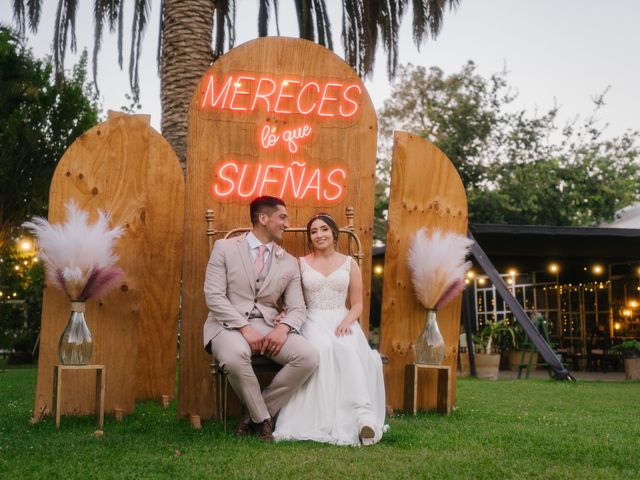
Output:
[2, 1, 639, 138]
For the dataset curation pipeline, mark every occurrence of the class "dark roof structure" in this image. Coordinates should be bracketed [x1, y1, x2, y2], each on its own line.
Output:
[468, 224, 640, 260]
[373, 224, 640, 280]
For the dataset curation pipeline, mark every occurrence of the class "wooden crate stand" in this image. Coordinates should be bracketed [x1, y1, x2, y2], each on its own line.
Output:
[404, 364, 452, 415]
[52, 365, 105, 428]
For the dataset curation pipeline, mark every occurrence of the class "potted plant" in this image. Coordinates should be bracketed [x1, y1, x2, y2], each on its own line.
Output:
[506, 326, 539, 371]
[612, 340, 640, 380]
[473, 319, 516, 380]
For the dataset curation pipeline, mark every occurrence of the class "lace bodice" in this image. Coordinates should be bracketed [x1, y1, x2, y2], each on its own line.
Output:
[300, 256, 351, 310]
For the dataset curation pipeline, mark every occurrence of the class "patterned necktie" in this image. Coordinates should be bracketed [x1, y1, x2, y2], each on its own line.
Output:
[255, 245, 266, 274]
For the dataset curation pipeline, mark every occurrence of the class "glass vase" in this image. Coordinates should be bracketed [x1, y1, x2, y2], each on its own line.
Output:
[415, 308, 445, 365]
[58, 301, 93, 365]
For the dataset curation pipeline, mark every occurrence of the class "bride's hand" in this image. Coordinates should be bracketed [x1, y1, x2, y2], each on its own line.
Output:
[274, 309, 287, 325]
[335, 321, 353, 337]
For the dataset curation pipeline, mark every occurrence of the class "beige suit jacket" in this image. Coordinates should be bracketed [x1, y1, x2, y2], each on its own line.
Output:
[203, 234, 306, 348]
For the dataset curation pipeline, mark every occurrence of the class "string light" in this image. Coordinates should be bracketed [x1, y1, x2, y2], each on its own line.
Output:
[19, 239, 33, 252]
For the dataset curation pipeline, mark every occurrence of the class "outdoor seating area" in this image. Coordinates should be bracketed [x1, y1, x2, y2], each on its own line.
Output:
[370, 223, 640, 382]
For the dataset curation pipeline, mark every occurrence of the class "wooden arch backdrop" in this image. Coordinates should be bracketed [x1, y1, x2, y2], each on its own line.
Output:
[380, 132, 468, 411]
[179, 37, 377, 421]
[33, 113, 184, 417]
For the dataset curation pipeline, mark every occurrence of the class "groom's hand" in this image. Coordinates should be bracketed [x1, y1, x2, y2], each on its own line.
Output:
[239, 325, 264, 354]
[261, 324, 289, 357]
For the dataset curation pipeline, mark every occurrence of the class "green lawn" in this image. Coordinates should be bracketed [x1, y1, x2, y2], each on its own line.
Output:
[1, 367, 638, 479]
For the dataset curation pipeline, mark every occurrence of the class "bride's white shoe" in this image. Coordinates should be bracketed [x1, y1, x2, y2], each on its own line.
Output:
[359, 425, 375, 446]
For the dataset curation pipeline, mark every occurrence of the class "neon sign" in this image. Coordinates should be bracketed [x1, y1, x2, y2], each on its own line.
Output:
[212, 161, 347, 202]
[202, 69, 363, 204]
[200, 74, 362, 118]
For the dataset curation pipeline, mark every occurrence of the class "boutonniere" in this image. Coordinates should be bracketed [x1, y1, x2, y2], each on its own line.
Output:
[275, 247, 285, 259]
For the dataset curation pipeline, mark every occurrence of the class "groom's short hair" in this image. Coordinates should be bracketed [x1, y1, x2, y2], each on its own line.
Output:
[250, 196, 286, 225]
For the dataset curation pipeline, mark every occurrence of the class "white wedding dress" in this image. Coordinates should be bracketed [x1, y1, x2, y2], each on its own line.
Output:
[273, 256, 386, 445]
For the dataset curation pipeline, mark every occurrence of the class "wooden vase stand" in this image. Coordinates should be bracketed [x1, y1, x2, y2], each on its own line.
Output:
[404, 363, 452, 415]
[52, 364, 105, 428]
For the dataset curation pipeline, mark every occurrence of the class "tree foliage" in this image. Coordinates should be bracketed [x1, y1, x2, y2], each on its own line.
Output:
[376, 62, 640, 238]
[0, 26, 98, 359]
[11, 0, 460, 98]
[0, 25, 99, 248]
[0, 244, 42, 357]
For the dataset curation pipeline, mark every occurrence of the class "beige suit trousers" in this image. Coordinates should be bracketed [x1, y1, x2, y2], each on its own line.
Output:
[209, 317, 318, 423]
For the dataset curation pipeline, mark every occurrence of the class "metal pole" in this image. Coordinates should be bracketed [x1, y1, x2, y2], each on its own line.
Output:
[469, 232, 574, 380]
[461, 287, 477, 377]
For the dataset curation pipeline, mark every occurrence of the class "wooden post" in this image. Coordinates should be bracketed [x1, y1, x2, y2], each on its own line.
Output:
[114, 408, 124, 422]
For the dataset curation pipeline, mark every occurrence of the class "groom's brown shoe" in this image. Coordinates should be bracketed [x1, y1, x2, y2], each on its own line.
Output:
[234, 413, 253, 437]
[258, 418, 274, 442]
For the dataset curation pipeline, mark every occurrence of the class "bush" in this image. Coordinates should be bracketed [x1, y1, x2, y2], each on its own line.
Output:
[0, 242, 43, 362]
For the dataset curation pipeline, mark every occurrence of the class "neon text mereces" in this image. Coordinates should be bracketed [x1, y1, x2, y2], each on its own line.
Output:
[200, 75, 362, 119]
[212, 161, 347, 202]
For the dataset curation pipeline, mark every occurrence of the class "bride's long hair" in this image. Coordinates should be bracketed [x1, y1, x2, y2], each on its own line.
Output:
[306, 213, 340, 251]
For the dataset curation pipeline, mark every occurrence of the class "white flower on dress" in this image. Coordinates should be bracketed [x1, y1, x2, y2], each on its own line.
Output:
[275, 247, 285, 259]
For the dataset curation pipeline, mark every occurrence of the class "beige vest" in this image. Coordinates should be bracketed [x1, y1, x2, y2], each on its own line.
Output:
[249, 245, 274, 318]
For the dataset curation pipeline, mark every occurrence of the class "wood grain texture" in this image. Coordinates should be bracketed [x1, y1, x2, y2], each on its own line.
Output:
[33, 113, 184, 417]
[380, 132, 468, 411]
[179, 37, 377, 420]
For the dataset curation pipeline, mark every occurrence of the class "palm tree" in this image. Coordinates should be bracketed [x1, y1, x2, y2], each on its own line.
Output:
[12, 0, 460, 165]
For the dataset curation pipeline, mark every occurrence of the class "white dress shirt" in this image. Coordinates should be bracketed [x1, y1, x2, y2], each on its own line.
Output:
[246, 231, 274, 264]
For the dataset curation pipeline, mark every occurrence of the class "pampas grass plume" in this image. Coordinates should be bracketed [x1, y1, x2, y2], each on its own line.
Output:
[407, 228, 473, 309]
[23, 200, 125, 301]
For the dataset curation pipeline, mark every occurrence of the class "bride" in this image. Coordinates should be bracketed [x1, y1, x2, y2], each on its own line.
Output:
[273, 212, 386, 446]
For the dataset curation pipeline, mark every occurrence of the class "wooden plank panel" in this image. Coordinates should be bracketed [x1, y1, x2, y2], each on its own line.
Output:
[380, 132, 468, 411]
[179, 37, 377, 420]
[134, 121, 184, 402]
[33, 113, 184, 417]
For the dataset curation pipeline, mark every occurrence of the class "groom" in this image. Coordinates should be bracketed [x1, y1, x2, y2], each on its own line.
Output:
[203, 196, 318, 441]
